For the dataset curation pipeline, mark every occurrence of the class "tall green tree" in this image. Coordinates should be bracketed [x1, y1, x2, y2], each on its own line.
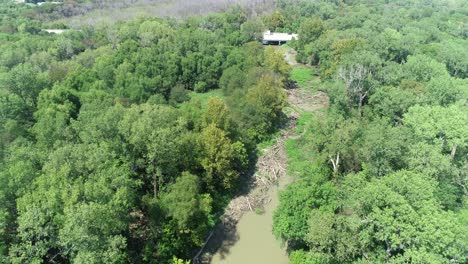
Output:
[198, 124, 247, 191]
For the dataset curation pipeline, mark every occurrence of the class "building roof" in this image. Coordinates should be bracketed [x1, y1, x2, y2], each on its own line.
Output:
[263, 31, 298, 42]
[38, 2, 63, 5]
[44, 29, 68, 34]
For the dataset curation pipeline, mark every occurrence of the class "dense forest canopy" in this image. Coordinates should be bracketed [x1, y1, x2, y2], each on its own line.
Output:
[270, 0, 467, 263]
[0, 0, 467, 263]
[0, 1, 289, 263]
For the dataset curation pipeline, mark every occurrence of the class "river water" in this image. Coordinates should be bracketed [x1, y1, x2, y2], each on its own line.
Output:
[210, 48, 298, 263]
[211, 176, 291, 264]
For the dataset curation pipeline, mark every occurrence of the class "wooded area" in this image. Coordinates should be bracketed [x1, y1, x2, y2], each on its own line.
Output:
[0, 1, 289, 263]
[0, 0, 467, 263]
[272, 0, 467, 263]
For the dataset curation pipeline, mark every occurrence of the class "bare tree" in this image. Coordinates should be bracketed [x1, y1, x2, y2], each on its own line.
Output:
[105, 26, 119, 50]
[337, 64, 372, 116]
[329, 153, 340, 178]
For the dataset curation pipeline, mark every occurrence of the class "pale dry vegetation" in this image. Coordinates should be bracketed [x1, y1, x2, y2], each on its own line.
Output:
[40, 0, 275, 27]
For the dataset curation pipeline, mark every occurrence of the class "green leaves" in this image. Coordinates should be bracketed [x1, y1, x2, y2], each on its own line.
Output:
[404, 103, 468, 151]
[4, 63, 48, 108]
[263, 11, 286, 31]
[297, 171, 467, 263]
[290, 250, 331, 264]
[243, 73, 287, 139]
[0, 3, 301, 261]
[264, 46, 292, 79]
[61, 204, 129, 263]
[162, 172, 212, 233]
[275, 2, 468, 263]
[298, 18, 326, 49]
[403, 54, 449, 82]
[10, 143, 136, 263]
[273, 180, 336, 243]
[199, 124, 247, 191]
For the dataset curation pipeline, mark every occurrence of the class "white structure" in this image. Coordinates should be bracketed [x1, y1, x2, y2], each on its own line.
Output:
[13, 1, 63, 5]
[38, 1, 62, 5]
[43, 29, 68, 34]
[262, 31, 298, 45]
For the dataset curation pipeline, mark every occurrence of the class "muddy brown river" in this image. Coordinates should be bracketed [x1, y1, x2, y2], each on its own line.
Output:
[211, 176, 291, 264]
[209, 49, 314, 264]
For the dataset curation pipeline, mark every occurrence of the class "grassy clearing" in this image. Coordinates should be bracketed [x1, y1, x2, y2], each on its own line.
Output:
[285, 61, 328, 179]
[188, 89, 225, 105]
[291, 67, 314, 87]
[295, 111, 314, 134]
[290, 66, 318, 89]
[285, 111, 330, 181]
[286, 98, 319, 178]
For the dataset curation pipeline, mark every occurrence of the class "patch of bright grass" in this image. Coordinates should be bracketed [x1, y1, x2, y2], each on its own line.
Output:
[188, 89, 224, 105]
[285, 112, 321, 178]
[285, 137, 312, 178]
[295, 112, 314, 134]
[291, 67, 315, 88]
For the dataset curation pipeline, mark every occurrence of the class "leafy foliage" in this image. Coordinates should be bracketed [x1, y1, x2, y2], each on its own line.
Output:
[274, 1, 468, 263]
[0, 4, 289, 263]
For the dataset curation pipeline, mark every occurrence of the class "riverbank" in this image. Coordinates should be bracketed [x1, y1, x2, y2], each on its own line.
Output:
[210, 133, 293, 264]
[198, 48, 328, 264]
[198, 108, 298, 263]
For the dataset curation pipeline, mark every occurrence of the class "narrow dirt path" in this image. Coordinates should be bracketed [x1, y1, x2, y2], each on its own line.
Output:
[196, 48, 328, 264]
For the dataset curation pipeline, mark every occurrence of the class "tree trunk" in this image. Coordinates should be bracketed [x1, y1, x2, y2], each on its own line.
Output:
[385, 238, 392, 264]
[454, 174, 467, 195]
[329, 153, 340, 177]
[192, 230, 214, 263]
[358, 96, 363, 116]
[152, 162, 160, 199]
[450, 143, 457, 160]
[153, 173, 158, 199]
[358, 91, 367, 116]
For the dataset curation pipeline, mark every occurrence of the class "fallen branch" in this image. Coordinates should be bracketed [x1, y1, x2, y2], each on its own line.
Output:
[192, 230, 214, 263]
[246, 197, 253, 212]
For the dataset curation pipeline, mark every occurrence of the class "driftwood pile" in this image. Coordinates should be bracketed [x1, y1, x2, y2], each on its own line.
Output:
[194, 114, 297, 264]
[194, 88, 309, 263]
[218, 131, 289, 226]
[286, 89, 329, 112]
[194, 132, 291, 263]
[255, 137, 288, 187]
